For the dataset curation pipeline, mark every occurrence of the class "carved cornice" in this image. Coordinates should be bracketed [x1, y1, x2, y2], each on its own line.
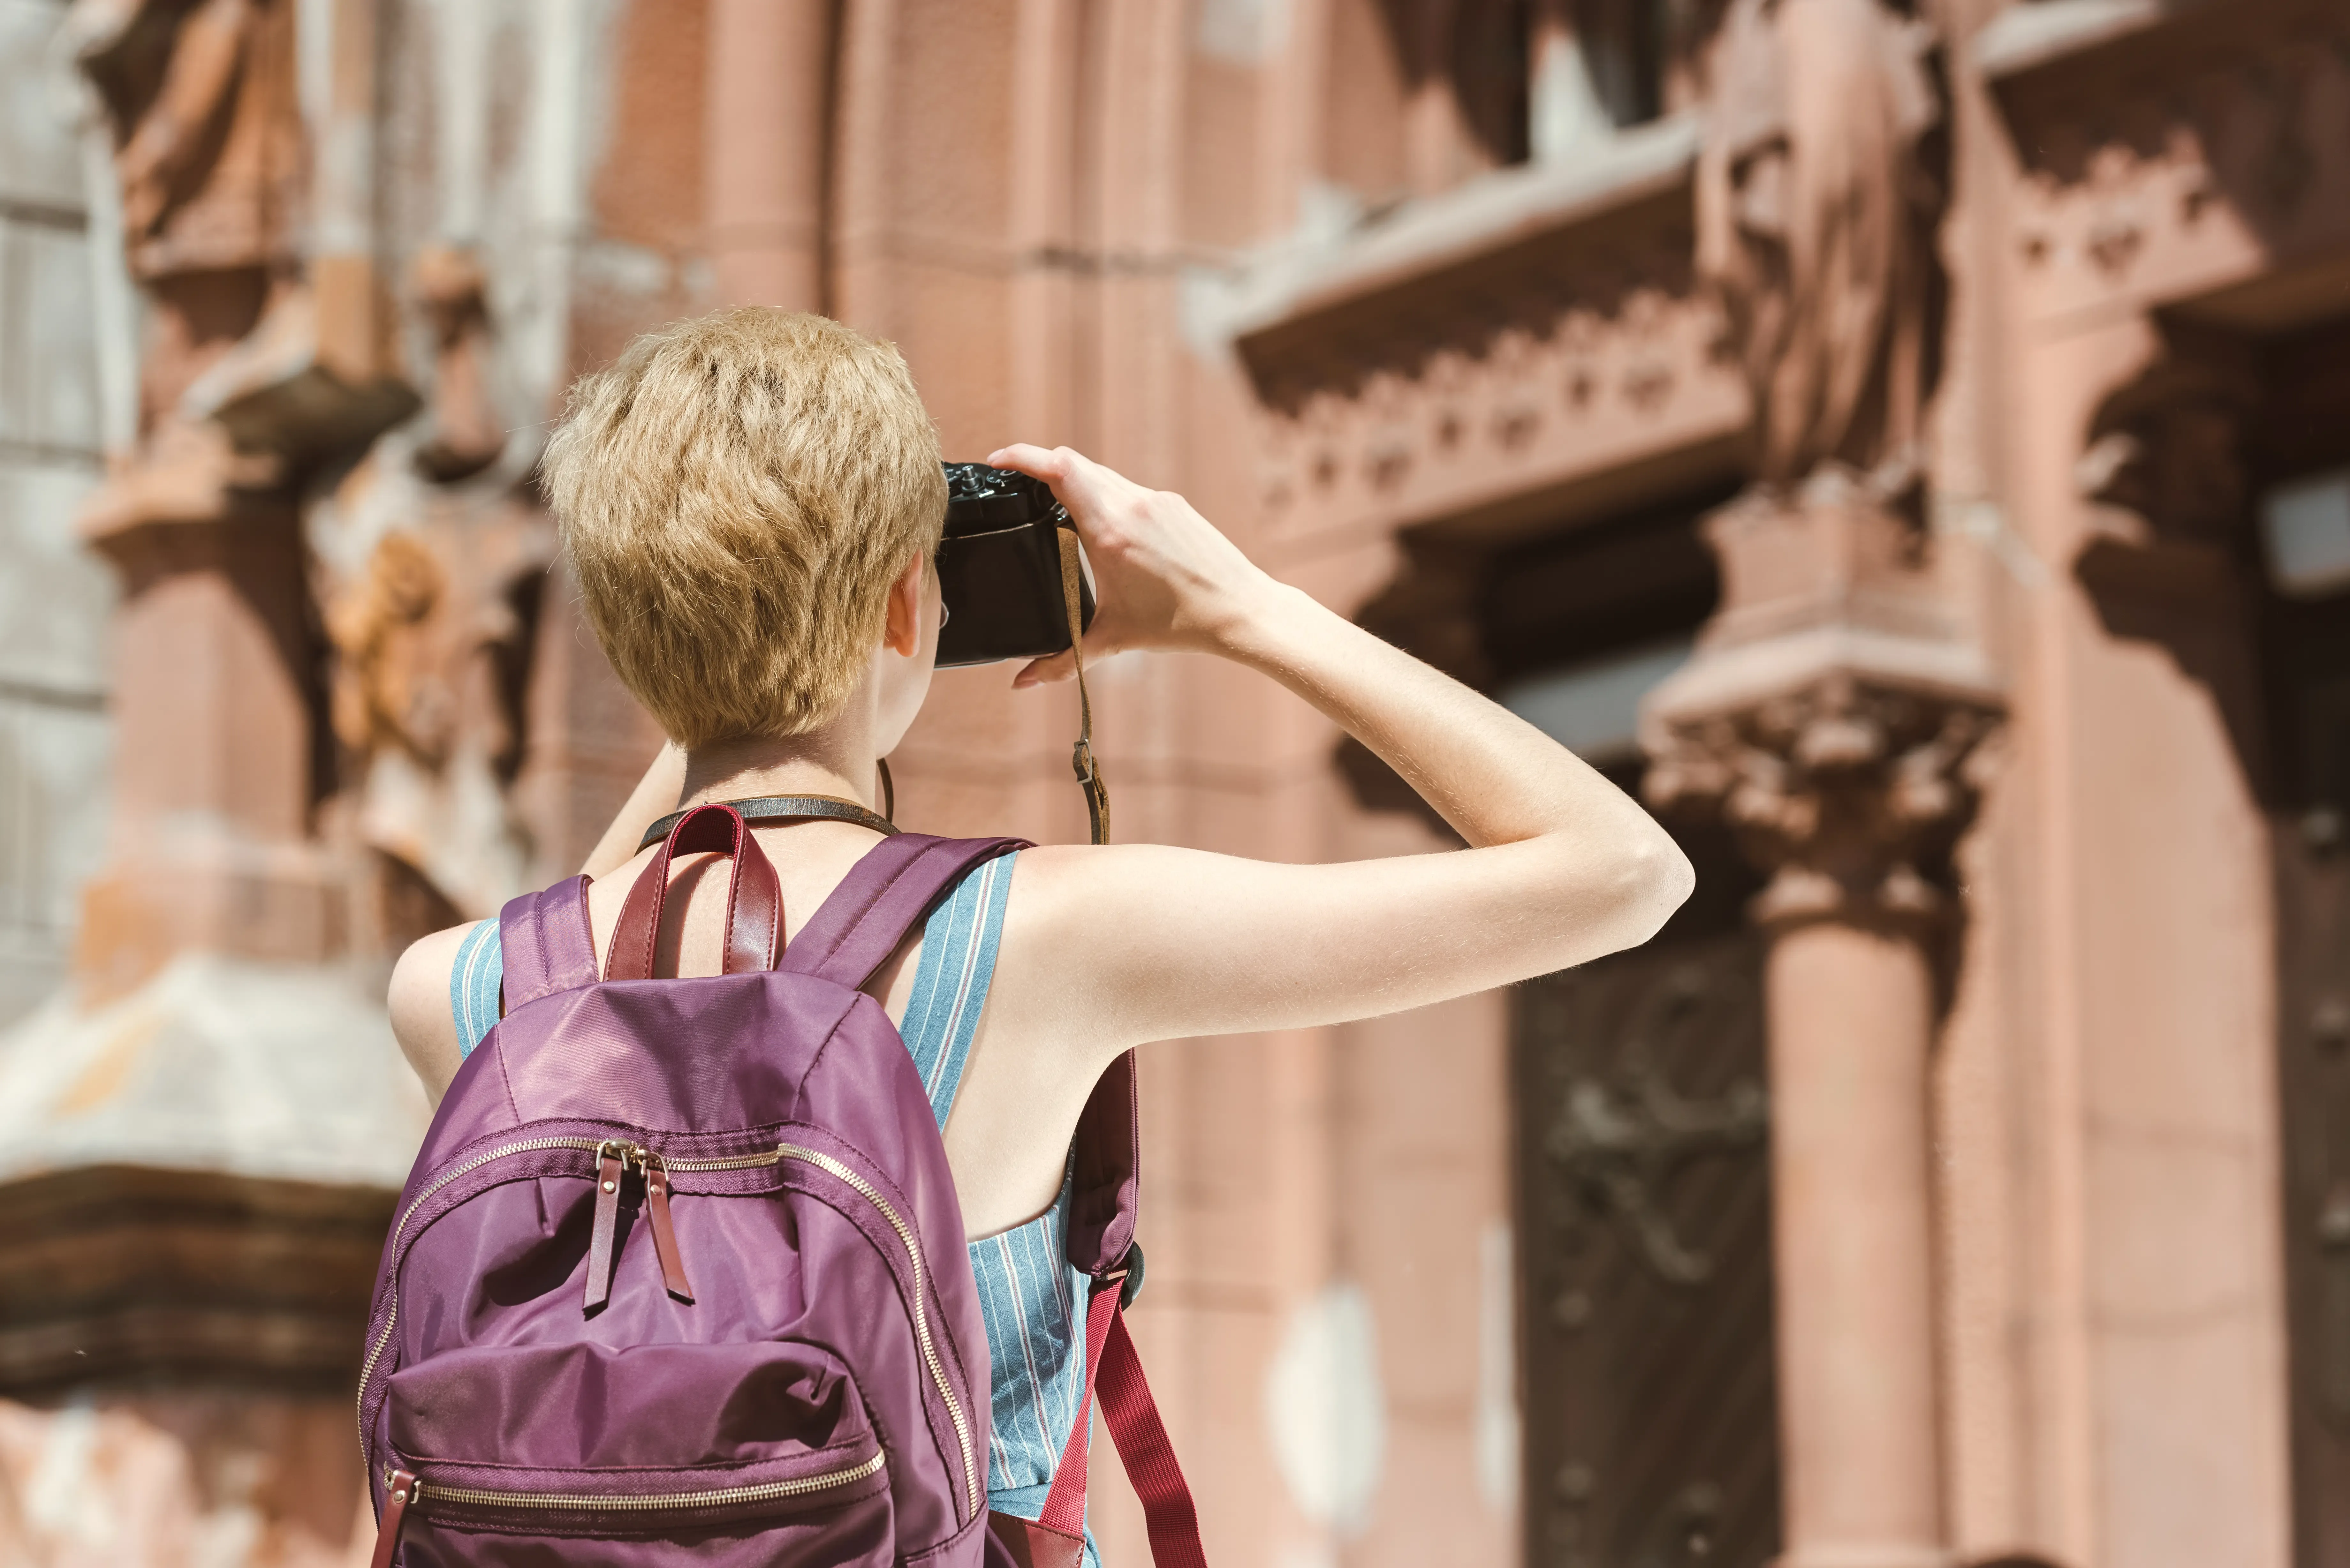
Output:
[1232, 118, 1703, 410]
[1982, 0, 2350, 331]
[0, 1165, 391, 1394]
[1224, 121, 1744, 548]
[1252, 296, 1744, 550]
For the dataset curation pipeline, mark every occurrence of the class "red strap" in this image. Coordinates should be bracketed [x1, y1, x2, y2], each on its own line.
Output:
[1037, 1283, 1207, 1567]
[604, 804, 782, 981]
[1037, 1286, 1115, 1535]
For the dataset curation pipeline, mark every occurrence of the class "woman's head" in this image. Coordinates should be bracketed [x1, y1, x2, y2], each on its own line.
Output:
[542, 309, 947, 751]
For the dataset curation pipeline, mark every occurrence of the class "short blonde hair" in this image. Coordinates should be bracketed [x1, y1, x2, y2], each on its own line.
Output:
[542, 309, 946, 748]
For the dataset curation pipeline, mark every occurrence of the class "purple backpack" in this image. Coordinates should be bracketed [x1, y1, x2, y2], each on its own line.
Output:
[360, 805, 1204, 1568]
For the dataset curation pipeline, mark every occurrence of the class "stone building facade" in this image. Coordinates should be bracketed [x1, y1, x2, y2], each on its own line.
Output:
[0, 2, 2346, 1567]
[0, 0, 115, 1031]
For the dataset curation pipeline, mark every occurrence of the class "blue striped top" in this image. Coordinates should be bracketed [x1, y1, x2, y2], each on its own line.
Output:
[448, 852, 1095, 1552]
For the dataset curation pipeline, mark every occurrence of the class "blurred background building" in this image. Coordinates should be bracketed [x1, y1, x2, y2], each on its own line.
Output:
[0, 0, 2345, 1565]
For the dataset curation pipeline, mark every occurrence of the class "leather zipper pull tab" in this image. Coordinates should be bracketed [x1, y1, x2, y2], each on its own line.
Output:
[641, 1156, 694, 1303]
[371, 1469, 417, 1568]
[584, 1145, 627, 1314]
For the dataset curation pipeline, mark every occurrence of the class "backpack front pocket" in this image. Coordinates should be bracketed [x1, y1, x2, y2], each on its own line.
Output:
[378, 1339, 893, 1565]
[375, 1444, 891, 1566]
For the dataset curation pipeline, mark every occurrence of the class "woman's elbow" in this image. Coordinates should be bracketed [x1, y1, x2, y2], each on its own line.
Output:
[1609, 831, 1697, 949]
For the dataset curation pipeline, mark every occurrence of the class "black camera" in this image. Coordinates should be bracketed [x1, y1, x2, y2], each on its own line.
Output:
[935, 463, 1096, 667]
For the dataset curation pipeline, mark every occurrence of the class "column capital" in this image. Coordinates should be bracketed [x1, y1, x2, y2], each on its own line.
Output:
[1641, 486, 2004, 938]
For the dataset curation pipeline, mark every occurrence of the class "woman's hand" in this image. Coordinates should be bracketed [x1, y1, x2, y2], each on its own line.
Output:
[985, 444, 1281, 687]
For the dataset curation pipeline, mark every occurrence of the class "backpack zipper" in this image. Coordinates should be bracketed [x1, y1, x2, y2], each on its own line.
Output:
[371, 1450, 883, 1562]
[398, 1447, 884, 1511]
[584, 1141, 696, 1311]
[773, 1142, 980, 1523]
[358, 1136, 978, 1524]
[634, 1148, 695, 1303]
[357, 1135, 613, 1442]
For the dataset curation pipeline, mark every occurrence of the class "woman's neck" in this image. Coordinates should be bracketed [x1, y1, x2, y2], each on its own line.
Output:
[677, 728, 883, 812]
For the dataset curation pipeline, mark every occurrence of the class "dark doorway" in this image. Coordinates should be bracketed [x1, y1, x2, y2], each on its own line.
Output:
[2254, 311, 2350, 1568]
[1488, 489, 1782, 1568]
[1512, 802, 1777, 1568]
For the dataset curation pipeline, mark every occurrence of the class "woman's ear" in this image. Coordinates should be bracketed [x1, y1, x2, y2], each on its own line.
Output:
[883, 550, 927, 656]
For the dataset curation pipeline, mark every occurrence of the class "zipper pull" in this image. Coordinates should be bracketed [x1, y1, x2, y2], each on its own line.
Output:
[370, 1469, 417, 1568]
[638, 1151, 695, 1303]
[584, 1142, 628, 1314]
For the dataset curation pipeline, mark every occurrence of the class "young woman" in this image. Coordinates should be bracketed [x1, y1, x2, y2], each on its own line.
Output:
[386, 307, 1693, 1549]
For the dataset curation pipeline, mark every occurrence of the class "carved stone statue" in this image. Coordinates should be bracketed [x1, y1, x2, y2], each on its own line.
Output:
[69, 0, 303, 287]
[1695, 0, 1943, 492]
[327, 510, 549, 933]
[65, 0, 414, 534]
[410, 245, 509, 483]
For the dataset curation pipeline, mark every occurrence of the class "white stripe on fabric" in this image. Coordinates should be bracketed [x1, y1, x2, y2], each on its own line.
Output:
[896, 901, 955, 1097]
[922, 854, 1007, 1127]
[926, 859, 990, 1109]
[1050, 1204, 1082, 1439]
[451, 919, 502, 1060]
[1021, 1222, 1063, 1447]
[995, 1230, 1051, 1461]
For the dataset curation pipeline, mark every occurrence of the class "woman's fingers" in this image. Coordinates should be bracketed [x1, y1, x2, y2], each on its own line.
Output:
[988, 444, 1103, 514]
[987, 443, 1064, 482]
[985, 442, 1262, 657]
[988, 445, 1142, 537]
[1013, 615, 1126, 688]
[1013, 650, 1072, 688]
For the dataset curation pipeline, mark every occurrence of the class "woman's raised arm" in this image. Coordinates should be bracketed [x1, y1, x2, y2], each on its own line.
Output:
[981, 444, 1696, 1067]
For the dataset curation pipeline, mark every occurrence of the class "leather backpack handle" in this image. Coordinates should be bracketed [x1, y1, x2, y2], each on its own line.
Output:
[604, 804, 783, 981]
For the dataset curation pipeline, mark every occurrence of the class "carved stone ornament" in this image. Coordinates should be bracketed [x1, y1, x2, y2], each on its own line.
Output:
[1697, 0, 1945, 492]
[1544, 1011, 1768, 1286]
[1646, 670, 1996, 933]
[326, 508, 550, 923]
[410, 245, 509, 483]
[2071, 345, 2258, 607]
[1642, 479, 2002, 934]
[65, 0, 417, 545]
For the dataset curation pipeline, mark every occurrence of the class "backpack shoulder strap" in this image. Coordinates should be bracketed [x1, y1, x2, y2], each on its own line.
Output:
[775, 834, 1027, 990]
[1027, 1050, 1208, 1568]
[1067, 1051, 1139, 1278]
[497, 875, 600, 1009]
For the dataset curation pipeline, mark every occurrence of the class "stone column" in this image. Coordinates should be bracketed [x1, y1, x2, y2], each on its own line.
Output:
[706, 0, 833, 310]
[1644, 482, 2000, 1568]
[1767, 917, 1941, 1567]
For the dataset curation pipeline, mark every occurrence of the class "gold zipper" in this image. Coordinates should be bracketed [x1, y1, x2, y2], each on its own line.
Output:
[407, 1448, 884, 1513]
[664, 1147, 789, 1173]
[356, 1136, 614, 1442]
[775, 1142, 979, 1522]
[359, 1136, 976, 1524]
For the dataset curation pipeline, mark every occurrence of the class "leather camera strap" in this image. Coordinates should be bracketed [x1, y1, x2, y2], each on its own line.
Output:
[1058, 522, 1110, 846]
[636, 793, 897, 852]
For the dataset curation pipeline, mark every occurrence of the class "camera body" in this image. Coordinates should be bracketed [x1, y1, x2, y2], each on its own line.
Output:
[935, 462, 1095, 667]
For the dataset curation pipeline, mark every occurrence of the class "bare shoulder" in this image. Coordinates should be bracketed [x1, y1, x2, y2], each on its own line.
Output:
[985, 841, 1245, 1048]
[994, 841, 1205, 943]
[389, 920, 479, 1104]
